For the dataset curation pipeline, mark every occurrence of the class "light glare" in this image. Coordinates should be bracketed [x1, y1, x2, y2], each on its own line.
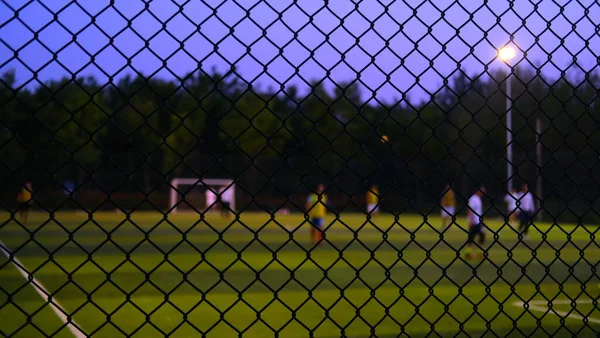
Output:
[499, 46, 516, 61]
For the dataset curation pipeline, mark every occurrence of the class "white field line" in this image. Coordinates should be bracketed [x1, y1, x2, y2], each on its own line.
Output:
[0, 240, 86, 338]
[512, 299, 600, 324]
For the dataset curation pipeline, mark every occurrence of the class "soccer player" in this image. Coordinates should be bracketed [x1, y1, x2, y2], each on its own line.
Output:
[440, 184, 456, 230]
[205, 188, 217, 213]
[504, 188, 518, 228]
[306, 184, 327, 244]
[218, 185, 234, 218]
[518, 183, 535, 240]
[366, 185, 379, 215]
[16, 182, 33, 224]
[465, 187, 486, 260]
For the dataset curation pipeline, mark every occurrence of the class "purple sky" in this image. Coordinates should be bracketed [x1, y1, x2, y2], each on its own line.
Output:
[0, 0, 598, 103]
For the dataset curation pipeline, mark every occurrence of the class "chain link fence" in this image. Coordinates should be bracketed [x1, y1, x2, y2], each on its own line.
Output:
[1, 0, 600, 337]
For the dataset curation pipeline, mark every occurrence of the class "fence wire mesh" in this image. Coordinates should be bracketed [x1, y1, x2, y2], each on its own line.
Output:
[1, 0, 600, 337]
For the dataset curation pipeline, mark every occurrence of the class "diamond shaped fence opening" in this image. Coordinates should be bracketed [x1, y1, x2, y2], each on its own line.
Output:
[1, 0, 600, 337]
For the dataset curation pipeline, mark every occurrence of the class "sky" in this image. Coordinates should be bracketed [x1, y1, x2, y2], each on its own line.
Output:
[0, 0, 598, 103]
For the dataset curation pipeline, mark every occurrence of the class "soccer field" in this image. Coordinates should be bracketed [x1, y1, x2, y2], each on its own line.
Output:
[1, 211, 599, 337]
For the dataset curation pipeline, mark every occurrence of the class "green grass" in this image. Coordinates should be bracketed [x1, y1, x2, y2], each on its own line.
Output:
[1, 211, 600, 337]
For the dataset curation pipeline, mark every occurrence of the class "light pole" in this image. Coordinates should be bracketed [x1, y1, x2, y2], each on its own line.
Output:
[536, 117, 543, 221]
[499, 46, 516, 193]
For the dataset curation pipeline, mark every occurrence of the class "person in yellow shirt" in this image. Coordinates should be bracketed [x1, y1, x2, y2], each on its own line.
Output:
[366, 185, 379, 215]
[440, 184, 456, 230]
[16, 182, 33, 224]
[306, 184, 327, 244]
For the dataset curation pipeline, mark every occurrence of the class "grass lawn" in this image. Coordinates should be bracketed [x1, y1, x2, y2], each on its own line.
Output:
[1, 211, 599, 337]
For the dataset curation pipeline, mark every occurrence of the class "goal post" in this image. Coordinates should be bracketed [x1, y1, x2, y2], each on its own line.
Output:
[169, 178, 236, 214]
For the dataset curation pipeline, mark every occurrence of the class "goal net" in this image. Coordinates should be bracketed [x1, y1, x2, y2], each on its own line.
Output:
[169, 178, 236, 214]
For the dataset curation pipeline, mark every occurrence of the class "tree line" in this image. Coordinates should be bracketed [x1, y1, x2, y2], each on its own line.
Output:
[1, 66, 599, 223]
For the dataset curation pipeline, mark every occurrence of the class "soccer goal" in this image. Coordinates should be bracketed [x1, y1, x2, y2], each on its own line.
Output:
[169, 178, 236, 214]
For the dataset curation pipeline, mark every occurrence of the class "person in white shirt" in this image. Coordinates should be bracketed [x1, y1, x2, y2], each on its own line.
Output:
[504, 188, 518, 228]
[465, 187, 486, 260]
[218, 185, 234, 218]
[205, 188, 217, 213]
[518, 183, 535, 240]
